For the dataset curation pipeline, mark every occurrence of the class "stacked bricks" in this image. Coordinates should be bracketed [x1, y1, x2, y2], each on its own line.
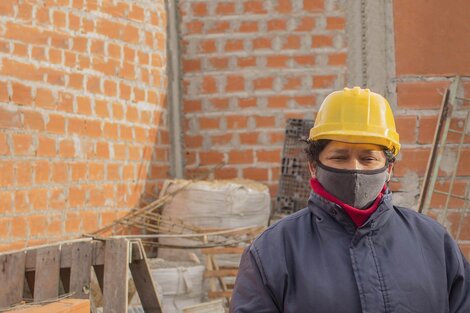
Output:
[180, 0, 348, 196]
[0, 0, 169, 251]
[392, 0, 470, 257]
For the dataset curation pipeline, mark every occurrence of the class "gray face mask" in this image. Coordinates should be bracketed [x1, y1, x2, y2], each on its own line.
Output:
[315, 162, 389, 209]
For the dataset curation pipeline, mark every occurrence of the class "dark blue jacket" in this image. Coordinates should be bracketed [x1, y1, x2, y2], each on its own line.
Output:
[230, 191, 470, 313]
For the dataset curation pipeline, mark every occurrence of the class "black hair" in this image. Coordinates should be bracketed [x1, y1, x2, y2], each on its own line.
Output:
[304, 139, 396, 165]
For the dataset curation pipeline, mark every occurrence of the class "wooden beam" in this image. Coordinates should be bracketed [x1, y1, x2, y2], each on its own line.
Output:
[70, 242, 92, 299]
[34, 246, 60, 301]
[128, 241, 163, 313]
[0, 251, 26, 308]
[102, 239, 128, 313]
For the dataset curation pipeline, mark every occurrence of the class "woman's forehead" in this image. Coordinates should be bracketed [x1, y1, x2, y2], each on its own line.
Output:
[323, 141, 385, 152]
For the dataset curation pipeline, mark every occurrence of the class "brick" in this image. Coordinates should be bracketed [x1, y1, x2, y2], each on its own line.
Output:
[395, 115, 417, 144]
[457, 149, 470, 176]
[229, 150, 254, 164]
[312, 35, 333, 48]
[0, 218, 10, 237]
[394, 148, 430, 177]
[303, 0, 324, 12]
[199, 117, 220, 129]
[397, 81, 449, 109]
[267, 19, 287, 31]
[296, 17, 316, 31]
[11, 217, 27, 238]
[326, 17, 345, 30]
[79, 211, 99, 233]
[46, 114, 66, 134]
[284, 77, 302, 90]
[200, 151, 224, 164]
[186, 20, 204, 34]
[68, 187, 86, 208]
[57, 92, 74, 113]
[59, 139, 75, 158]
[243, 168, 268, 180]
[30, 189, 48, 210]
[129, 4, 144, 21]
[328, 53, 347, 65]
[37, 136, 56, 157]
[191, 2, 207, 16]
[283, 35, 301, 49]
[0, 133, 9, 155]
[268, 96, 289, 108]
[243, 1, 266, 14]
[313, 75, 336, 88]
[0, 107, 21, 128]
[225, 39, 244, 52]
[208, 21, 231, 34]
[202, 76, 217, 94]
[199, 39, 218, 53]
[11, 82, 33, 106]
[89, 162, 105, 181]
[239, 21, 258, 33]
[237, 56, 257, 68]
[35, 88, 56, 109]
[51, 162, 68, 183]
[253, 77, 274, 90]
[257, 149, 282, 163]
[239, 132, 259, 145]
[276, 0, 292, 13]
[0, 1, 15, 17]
[209, 57, 229, 69]
[1, 59, 42, 81]
[295, 55, 316, 66]
[226, 75, 245, 92]
[5, 22, 48, 45]
[267, 55, 289, 68]
[14, 190, 29, 213]
[28, 215, 48, 236]
[0, 190, 13, 213]
[253, 37, 272, 50]
[0, 80, 8, 102]
[12, 134, 34, 156]
[227, 115, 248, 128]
[255, 116, 276, 128]
[210, 133, 232, 145]
[13, 42, 28, 58]
[216, 3, 236, 15]
[214, 167, 238, 179]
[34, 160, 50, 184]
[183, 59, 201, 72]
[46, 214, 63, 235]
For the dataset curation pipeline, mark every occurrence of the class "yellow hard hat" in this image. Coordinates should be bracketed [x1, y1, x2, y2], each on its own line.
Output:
[309, 87, 400, 155]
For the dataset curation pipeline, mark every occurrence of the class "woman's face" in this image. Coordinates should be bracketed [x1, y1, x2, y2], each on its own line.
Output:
[318, 141, 388, 171]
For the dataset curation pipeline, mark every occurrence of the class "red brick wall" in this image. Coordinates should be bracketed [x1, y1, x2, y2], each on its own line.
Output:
[179, 0, 347, 196]
[393, 0, 470, 257]
[0, 0, 169, 251]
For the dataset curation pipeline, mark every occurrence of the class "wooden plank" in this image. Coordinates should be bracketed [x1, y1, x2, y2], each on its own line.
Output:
[201, 247, 246, 255]
[208, 291, 233, 299]
[4, 299, 90, 313]
[204, 269, 239, 278]
[102, 238, 128, 313]
[128, 241, 163, 313]
[70, 242, 92, 299]
[0, 251, 26, 308]
[92, 241, 105, 266]
[34, 246, 60, 301]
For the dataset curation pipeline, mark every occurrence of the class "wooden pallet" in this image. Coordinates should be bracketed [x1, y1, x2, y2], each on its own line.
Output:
[0, 238, 162, 313]
[201, 246, 246, 305]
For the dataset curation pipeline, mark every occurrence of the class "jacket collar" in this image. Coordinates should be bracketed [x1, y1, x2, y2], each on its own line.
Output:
[308, 189, 394, 235]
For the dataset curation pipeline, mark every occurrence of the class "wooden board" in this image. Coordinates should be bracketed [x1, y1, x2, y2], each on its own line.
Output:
[102, 238, 128, 313]
[4, 299, 90, 313]
[70, 242, 92, 299]
[0, 251, 26, 308]
[34, 246, 60, 301]
[128, 241, 163, 313]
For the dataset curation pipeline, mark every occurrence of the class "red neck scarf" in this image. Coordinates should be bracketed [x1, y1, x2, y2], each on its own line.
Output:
[310, 178, 385, 227]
